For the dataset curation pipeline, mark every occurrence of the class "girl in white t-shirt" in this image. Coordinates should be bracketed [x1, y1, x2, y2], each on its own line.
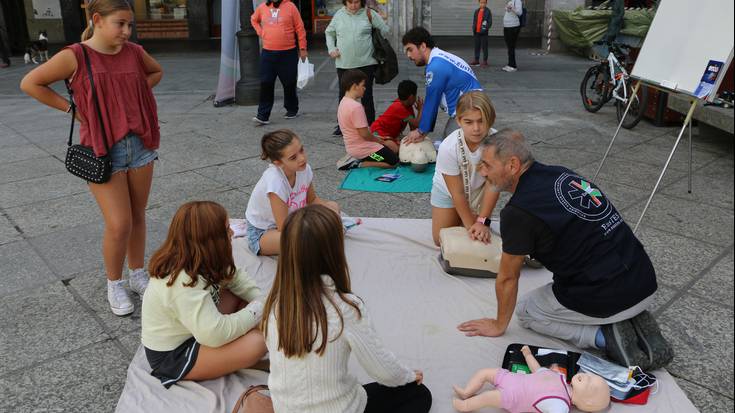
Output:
[245, 129, 340, 256]
[430, 91, 500, 246]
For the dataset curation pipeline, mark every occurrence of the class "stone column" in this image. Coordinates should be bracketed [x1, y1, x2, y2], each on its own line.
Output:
[235, 0, 260, 105]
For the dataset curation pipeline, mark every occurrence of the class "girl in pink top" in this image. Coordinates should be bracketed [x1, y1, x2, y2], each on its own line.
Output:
[21, 0, 163, 317]
[453, 346, 610, 413]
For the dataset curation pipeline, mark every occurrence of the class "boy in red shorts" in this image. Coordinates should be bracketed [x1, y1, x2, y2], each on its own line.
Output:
[370, 80, 423, 147]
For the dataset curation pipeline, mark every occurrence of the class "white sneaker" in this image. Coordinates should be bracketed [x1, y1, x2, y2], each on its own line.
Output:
[501, 65, 517, 72]
[336, 154, 357, 170]
[108, 279, 134, 316]
[128, 268, 149, 295]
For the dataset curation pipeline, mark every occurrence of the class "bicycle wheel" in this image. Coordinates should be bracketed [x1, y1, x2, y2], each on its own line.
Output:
[616, 78, 649, 129]
[580, 65, 611, 113]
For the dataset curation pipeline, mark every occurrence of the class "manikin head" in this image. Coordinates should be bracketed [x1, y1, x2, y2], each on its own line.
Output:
[478, 129, 533, 193]
[402, 27, 434, 67]
[570, 372, 611, 412]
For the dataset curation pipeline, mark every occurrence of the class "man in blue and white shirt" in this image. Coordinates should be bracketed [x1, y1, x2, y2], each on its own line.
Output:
[401, 27, 483, 143]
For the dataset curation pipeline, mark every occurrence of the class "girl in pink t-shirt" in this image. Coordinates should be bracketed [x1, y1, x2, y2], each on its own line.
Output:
[337, 69, 400, 170]
[21, 0, 162, 317]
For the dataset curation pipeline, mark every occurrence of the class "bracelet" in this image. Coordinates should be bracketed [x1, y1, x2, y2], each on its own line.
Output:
[476, 216, 491, 226]
[65, 104, 73, 113]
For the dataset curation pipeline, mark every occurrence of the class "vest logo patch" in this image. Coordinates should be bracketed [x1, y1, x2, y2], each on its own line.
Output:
[425, 71, 434, 86]
[555, 173, 612, 221]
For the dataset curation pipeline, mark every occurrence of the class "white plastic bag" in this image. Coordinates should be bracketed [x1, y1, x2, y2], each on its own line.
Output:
[297, 58, 314, 90]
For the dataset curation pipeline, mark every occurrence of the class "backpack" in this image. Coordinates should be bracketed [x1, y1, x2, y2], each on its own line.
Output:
[519, 6, 528, 27]
[367, 8, 399, 85]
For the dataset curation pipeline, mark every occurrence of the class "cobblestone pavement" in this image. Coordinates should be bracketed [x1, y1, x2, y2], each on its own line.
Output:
[0, 41, 732, 412]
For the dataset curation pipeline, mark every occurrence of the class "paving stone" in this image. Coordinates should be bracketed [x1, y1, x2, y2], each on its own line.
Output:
[576, 158, 688, 191]
[195, 157, 269, 189]
[660, 171, 735, 211]
[0, 282, 108, 375]
[29, 222, 106, 277]
[611, 138, 723, 172]
[649, 283, 679, 314]
[691, 251, 734, 308]
[695, 156, 734, 181]
[545, 127, 646, 154]
[0, 341, 129, 413]
[636, 226, 724, 288]
[658, 295, 734, 399]
[147, 171, 228, 210]
[531, 143, 601, 171]
[625, 195, 734, 247]
[0, 172, 88, 208]
[0, 214, 22, 246]
[4, 192, 100, 237]
[0, 155, 65, 184]
[0, 144, 48, 164]
[0, 240, 56, 297]
[146, 185, 247, 225]
[310, 167, 355, 202]
[0, 130, 28, 148]
[677, 379, 735, 413]
[117, 328, 143, 355]
[67, 268, 143, 336]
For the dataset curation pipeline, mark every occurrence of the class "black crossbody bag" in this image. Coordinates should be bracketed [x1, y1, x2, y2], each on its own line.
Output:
[64, 44, 112, 184]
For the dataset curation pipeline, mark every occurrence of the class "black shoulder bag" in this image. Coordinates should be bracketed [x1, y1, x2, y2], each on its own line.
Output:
[366, 8, 398, 85]
[64, 44, 112, 184]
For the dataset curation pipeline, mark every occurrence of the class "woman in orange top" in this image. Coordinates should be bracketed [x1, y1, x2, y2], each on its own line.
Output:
[250, 0, 308, 125]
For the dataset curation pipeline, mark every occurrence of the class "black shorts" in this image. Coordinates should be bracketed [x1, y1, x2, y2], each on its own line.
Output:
[360, 146, 399, 166]
[145, 337, 201, 388]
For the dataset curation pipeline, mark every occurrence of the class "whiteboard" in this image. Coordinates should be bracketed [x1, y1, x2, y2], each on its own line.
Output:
[631, 0, 734, 100]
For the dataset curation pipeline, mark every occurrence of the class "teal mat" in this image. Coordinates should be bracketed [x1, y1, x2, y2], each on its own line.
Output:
[339, 164, 435, 193]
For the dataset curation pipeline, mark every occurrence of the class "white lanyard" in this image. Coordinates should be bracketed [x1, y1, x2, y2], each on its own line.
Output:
[456, 130, 473, 201]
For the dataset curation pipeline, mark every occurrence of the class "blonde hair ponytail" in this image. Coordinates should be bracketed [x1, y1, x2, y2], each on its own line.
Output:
[81, 0, 132, 41]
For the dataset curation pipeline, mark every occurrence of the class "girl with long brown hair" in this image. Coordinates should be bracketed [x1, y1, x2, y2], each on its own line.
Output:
[141, 201, 266, 388]
[20, 0, 163, 316]
[261, 204, 432, 413]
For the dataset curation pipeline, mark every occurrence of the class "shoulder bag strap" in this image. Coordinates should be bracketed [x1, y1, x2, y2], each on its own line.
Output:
[80, 44, 111, 156]
[64, 78, 76, 147]
[366, 6, 373, 26]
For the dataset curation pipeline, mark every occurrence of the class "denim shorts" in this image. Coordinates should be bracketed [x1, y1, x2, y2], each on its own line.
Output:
[245, 220, 267, 255]
[110, 133, 158, 174]
[430, 185, 455, 209]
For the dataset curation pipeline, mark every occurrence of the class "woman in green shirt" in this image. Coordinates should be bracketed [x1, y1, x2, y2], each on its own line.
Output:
[326, 0, 389, 135]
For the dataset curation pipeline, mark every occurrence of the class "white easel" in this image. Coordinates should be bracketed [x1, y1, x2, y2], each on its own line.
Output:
[592, 0, 734, 234]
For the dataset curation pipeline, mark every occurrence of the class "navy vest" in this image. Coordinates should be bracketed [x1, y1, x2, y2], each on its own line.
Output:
[508, 162, 657, 317]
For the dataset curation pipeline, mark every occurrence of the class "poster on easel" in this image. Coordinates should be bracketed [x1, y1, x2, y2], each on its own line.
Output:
[693, 60, 725, 99]
[32, 0, 61, 19]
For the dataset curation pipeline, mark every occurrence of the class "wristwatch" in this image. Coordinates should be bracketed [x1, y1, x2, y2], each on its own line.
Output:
[476, 216, 491, 227]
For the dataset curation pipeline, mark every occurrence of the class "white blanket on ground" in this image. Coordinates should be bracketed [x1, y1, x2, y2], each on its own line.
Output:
[116, 218, 698, 413]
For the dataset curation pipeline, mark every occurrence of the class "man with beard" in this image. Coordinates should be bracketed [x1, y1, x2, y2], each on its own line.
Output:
[401, 27, 482, 144]
[457, 129, 673, 371]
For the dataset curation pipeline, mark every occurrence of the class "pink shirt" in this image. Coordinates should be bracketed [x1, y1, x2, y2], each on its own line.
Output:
[250, 0, 307, 51]
[495, 368, 572, 413]
[65, 42, 160, 157]
[337, 97, 382, 159]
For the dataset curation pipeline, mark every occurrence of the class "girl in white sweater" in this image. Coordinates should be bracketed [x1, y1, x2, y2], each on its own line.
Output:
[261, 205, 432, 413]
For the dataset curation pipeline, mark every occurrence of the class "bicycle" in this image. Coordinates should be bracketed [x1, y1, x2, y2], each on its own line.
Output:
[580, 42, 648, 129]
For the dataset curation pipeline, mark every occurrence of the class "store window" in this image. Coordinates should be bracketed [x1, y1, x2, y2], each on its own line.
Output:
[146, 0, 188, 20]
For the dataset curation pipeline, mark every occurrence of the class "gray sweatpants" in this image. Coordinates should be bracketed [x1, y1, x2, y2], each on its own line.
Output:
[515, 283, 655, 349]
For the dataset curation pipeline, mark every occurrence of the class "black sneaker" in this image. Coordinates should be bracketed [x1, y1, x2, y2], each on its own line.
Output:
[332, 125, 342, 136]
[284, 112, 299, 119]
[630, 311, 674, 370]
[601, 321, 650, 369]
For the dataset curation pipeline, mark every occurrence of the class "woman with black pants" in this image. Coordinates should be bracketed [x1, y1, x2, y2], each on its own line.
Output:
[325, 0, 389, 135]
[502, 0, 523, 72]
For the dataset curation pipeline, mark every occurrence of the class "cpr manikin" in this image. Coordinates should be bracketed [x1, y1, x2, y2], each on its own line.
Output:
[453, 345, 610, 413]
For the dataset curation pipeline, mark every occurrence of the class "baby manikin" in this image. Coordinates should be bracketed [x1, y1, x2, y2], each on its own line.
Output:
[453, 346, 610, 413]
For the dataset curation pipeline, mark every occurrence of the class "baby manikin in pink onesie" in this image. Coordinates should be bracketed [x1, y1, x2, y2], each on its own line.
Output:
[452, 346, 611, 413]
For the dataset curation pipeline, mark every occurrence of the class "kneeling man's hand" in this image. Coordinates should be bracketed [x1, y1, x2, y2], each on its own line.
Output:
[457, 318, 506, 337]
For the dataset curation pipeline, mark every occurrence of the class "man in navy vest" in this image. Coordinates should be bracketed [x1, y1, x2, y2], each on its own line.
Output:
[457, 129, 673, 371]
